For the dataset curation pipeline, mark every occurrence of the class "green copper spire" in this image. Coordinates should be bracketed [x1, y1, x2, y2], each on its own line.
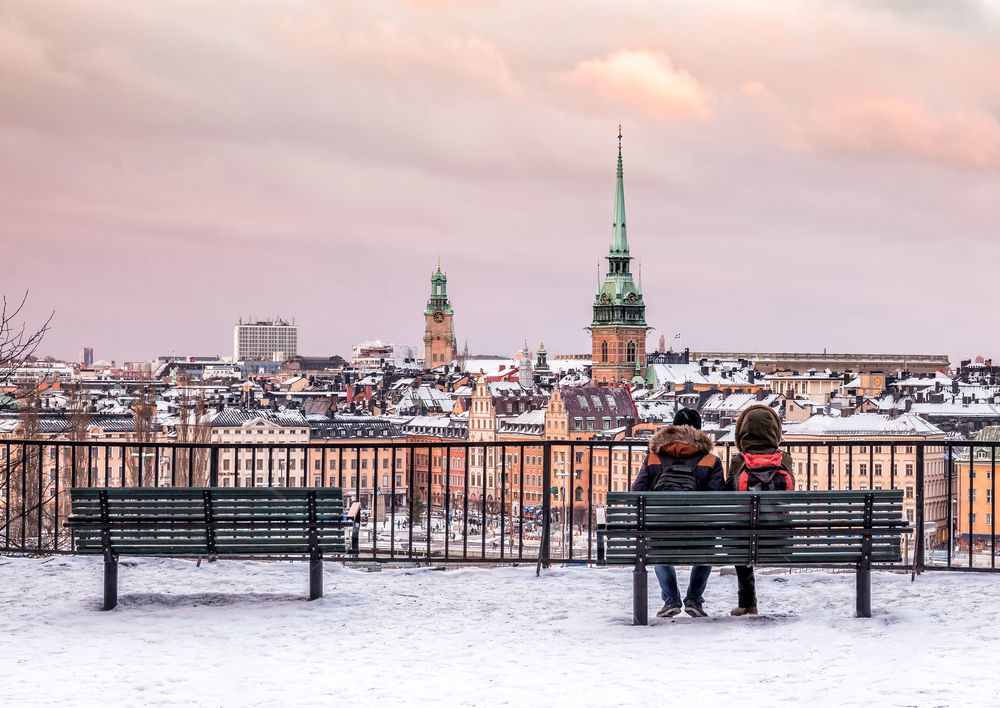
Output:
[425, 261, 453, 315]
[611, 125, 628, 254]
[588, 127, 647, 330]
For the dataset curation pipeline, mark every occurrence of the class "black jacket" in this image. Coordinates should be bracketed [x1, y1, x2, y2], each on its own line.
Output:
[631, 424, 725, 492]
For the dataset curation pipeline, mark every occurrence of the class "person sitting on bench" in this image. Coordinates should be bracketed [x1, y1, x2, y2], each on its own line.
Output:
[630, 409, 725, 618]
[726, 404, 796, 616]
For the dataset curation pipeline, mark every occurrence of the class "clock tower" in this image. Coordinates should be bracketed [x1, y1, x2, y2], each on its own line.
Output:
[587, 128, 651, 386]
[423, 264, 456, 369]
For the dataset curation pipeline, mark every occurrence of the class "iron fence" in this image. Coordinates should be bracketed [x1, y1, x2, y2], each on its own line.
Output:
[1, 437, 996, 573]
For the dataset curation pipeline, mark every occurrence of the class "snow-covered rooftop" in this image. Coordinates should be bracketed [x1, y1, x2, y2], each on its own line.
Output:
[784, 412, 943, 438]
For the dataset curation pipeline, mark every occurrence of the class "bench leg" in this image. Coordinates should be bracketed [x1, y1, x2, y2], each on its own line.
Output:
[309, 556, 323, 601]
[103, 556, 118, 611]
[856, 564, 871, 618]
[633, 565, 647, 626]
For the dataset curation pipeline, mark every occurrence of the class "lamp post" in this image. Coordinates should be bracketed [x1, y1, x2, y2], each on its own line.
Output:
[554, 461, 569, 558]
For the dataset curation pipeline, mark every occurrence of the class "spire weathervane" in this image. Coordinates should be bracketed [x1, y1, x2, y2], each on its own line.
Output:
[618, 125, 622, 149]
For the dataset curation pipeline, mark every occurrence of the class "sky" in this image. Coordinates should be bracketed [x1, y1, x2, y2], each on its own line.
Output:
[2, 0, 1000, 366]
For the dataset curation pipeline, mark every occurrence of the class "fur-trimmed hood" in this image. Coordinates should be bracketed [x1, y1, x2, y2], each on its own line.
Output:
[648, 424, 714, 458]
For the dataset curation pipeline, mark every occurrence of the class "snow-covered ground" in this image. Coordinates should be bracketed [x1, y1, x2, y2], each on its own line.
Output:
[3, 557, 999, 707]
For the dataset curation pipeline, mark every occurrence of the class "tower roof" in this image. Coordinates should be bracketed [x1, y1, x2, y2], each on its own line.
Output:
[611, 125, 628, 254]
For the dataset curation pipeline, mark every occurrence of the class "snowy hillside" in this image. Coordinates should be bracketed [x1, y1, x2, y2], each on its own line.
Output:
[2, 557, 997, 707]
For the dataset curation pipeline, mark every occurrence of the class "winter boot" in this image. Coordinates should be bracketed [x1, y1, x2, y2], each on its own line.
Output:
[684, 599, 707, 618]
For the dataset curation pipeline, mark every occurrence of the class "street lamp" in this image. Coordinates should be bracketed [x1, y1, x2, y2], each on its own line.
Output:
[554, 460, 570, 557]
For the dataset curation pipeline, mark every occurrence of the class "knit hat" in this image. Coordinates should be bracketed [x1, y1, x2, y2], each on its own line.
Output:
[674, 408, 702, 430]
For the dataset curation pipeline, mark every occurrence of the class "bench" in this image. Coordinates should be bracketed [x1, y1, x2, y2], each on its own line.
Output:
[64, 487, 360, 610]
[597, 490, 911, 624]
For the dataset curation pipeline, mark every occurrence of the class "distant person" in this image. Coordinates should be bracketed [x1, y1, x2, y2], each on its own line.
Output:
[631, 408, 725, 618]
[726, 405, 795, 617]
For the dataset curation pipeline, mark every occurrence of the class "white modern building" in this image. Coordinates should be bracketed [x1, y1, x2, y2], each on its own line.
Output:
[234, 319, 298, 361]
[351, 341, 418, 371]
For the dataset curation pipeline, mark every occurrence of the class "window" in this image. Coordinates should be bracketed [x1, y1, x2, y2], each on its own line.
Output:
[626, 342, 636, 363]
[575, 451, 584, 464]
[874, 446, 882, 454]
[587, 418, 595, 430]
[601, 341, 608, 362]
[256, 459, 263, 470]
[351, 459, 357, 470]
[382, 474, 388, 487]
[396, 474, 402, 486]
[988, 489, 993, 504]
[361, 474, 368, 488]
[573, 417, 582, 430]
[906, 486, 914, 498]
[905, 464, 913, 476]
[972, 513, 977, 525]
[905, 446, 914, 454]
[350, 475, 356, 487]
[396, 458, 402, 469]
[223, 459, 231, 471]
[906, 509, 914, 522]
[314, 459, 322, 471]
[874, 463, 882, 476]
[362, 459, 368, 470]
[330, 459, 337, 470]
[603, 417, 611, 430]
[575, 486, 583, 501]
[988, 513, 993, 526]
[290, 459, 297, 471]
[859, 463, 867, 476]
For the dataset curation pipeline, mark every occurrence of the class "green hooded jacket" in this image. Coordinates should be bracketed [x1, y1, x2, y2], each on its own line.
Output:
[726, 404, 795, 490]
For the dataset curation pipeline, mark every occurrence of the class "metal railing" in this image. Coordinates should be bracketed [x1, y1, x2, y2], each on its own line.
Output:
[1, 437, 996, 573]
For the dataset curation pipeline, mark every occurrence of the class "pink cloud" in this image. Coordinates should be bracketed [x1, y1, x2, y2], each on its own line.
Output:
[277, 14, 521, 97]
[803, 99, 1000, 168]
[568, 49, 711, 121]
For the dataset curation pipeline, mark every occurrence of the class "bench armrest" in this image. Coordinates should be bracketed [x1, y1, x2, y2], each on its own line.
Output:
[347, 502, 362, 520]
[596, 508, 607, 565]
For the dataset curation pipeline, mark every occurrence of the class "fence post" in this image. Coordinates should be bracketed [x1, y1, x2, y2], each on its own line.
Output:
[537, 444, 552, 572]
[915, 444, 925, 575]
[210, 446, 219, 487]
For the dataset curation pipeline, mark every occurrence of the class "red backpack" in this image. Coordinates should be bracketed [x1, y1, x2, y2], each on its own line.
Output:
[736, 452, 793, 491]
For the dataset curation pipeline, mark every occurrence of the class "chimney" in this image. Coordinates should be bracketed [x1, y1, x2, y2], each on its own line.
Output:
[756, 389, 766, 401]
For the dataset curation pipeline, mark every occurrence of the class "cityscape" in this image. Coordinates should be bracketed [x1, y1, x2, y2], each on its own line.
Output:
[3, 2, 1000, 707]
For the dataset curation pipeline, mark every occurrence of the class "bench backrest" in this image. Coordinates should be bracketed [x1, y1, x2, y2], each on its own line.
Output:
[601, 490, 909, 566]
[68, 487, 348, 557]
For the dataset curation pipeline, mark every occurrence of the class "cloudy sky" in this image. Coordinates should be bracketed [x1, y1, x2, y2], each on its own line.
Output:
[3, 0, 999, 365]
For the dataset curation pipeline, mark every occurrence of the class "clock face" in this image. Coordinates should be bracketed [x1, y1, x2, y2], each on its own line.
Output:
[601, 293, 608, 303]
[872, 376, 883, 388]
[627, 293, 637, 303]
[433, 311, 444, 323]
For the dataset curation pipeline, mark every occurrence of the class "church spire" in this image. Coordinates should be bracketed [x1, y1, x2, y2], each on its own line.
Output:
[611, 125, 628, 254]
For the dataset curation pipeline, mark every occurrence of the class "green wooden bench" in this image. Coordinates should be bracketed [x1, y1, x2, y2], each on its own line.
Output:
[597, 490, 911, 624]
[64, 487, 360, 610]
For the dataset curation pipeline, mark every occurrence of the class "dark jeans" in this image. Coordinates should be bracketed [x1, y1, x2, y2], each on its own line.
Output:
[735, 565, 756, 608]
[654, 565, 712, 607]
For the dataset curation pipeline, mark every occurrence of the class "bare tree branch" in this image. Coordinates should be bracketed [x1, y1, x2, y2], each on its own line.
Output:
[0, 291, 55, 408]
